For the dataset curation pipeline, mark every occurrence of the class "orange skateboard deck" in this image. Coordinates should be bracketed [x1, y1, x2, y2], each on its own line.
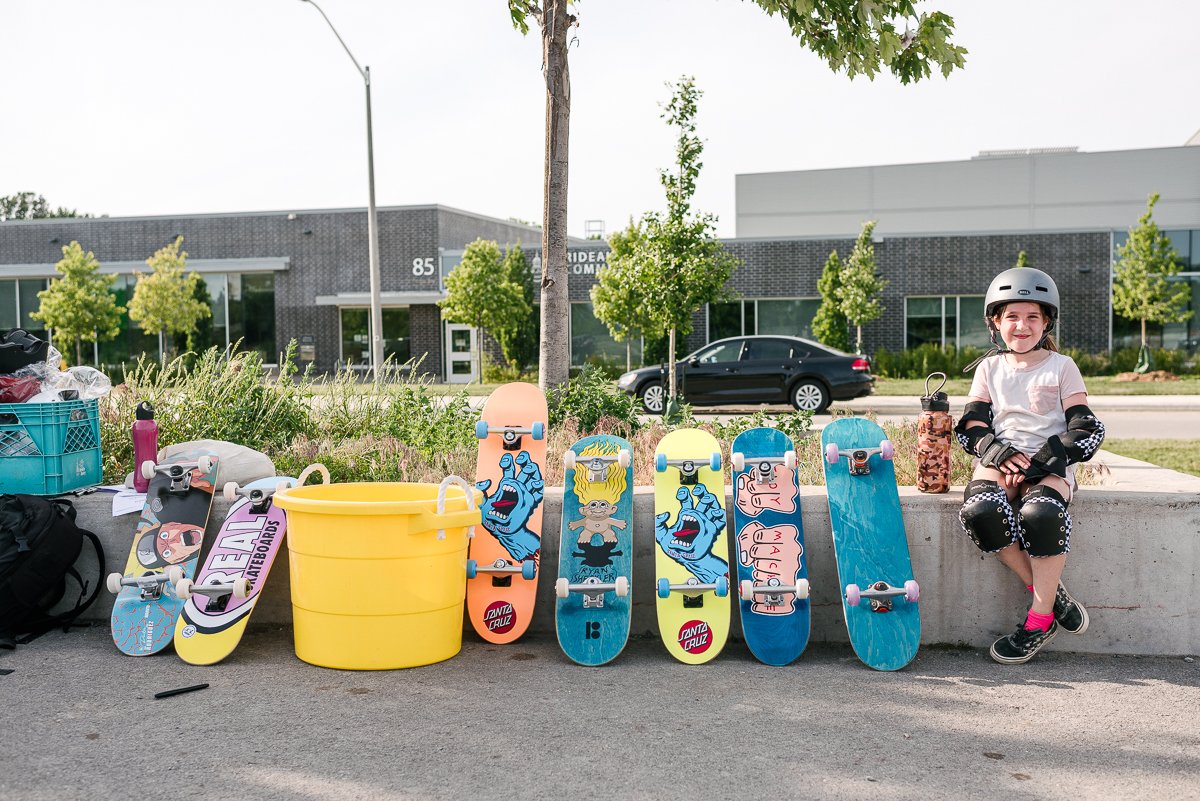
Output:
[466, 382, 547, 644]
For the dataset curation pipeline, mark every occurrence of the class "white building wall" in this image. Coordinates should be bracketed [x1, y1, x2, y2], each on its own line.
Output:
[736, 146, 1200, 238]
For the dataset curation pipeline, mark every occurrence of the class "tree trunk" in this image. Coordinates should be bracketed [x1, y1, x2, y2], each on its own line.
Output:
[75, 337, 82, 367]
[537, 0, 572, 391]
[856, 324, 864, 355]
[626, 340, 631, 374]
[667, 326, 677, 400]
[1141, 318, 1147, 348]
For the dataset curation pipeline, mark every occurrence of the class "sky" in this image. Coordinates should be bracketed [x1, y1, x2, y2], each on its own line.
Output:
[2, 1, 1198, 239]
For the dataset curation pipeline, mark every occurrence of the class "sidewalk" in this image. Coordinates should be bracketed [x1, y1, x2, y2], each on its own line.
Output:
[1, 625, 1196, 801]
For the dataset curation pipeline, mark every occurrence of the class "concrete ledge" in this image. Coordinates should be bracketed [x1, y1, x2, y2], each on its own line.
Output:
[77, 452, 1200, 656]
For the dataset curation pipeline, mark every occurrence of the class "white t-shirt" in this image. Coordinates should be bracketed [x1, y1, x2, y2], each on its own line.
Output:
[967, 351, 1088, 456]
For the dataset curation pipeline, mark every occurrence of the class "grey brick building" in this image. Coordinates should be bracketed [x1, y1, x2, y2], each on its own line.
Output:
[2, 145, 1197, 378]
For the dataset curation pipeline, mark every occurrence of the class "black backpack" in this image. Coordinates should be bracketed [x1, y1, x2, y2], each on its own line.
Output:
[0, 494, 104, 648]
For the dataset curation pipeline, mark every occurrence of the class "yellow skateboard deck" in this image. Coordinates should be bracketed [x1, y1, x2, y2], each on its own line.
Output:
[653, 428, 730, 664]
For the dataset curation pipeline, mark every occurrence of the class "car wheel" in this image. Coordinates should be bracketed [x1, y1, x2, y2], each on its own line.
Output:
[790, 379, 829, 413]
[640, 382, 665, 414]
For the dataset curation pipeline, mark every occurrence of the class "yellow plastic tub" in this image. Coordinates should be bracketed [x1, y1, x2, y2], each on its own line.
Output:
[273, 473, 481, 670]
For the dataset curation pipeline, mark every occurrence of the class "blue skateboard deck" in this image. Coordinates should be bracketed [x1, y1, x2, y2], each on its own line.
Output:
[555, 435, 634, 666]
[731, 427, 809, 666]
[108, 450, 219, 656]
[821, 417, 920, 671]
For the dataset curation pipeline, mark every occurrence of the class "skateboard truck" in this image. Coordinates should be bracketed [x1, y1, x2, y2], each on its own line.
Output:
[107, 566, 185, 600]
[175, 576, 251, 611]
[825, 440, 894, 476]
[555, 576, 630, 608]
[563, 448, 632, 482]
[466, 558, 537, 582]
[845, 579, 920, 612]
[655, 452, 722, 486]
[141, 456, 216, 493]
[476, 421, 546, 451]
[739, 577, 810, 604]
[223, 479, 294, 511]
[656, 575, 730, 602]
[731, 450, 797, 483]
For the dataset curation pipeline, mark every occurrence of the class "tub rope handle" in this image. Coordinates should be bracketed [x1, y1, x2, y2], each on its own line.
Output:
[436, 475, 478, 541]
[297, 463, 331, 486]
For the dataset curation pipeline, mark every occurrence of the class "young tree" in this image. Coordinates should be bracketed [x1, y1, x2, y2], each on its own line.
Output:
[812, 249, 851, 351]
[31, 241, 124, 366]
[637, 77, 741, 404]
[1112, 193, 1193, 372]
[591, 221, 659, 372]
[438, 239, 530, 378]
[172, 277, 215, 357]
[840, 220, 887, 355]
[505, 0, 967, 391]
[127, 237, 212, 360]
[494, 244, 538, 374]
[1015, 250, 1030, 268]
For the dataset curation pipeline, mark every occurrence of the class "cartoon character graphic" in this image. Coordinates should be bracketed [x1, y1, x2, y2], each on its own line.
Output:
[570, 499, 626, 545]
[734, 465, 798, 517]
[568, 442, 629, 546]
[737, 521, 803, 614]
[136, 521, 204, 568]
[477, 450, 544, 562]
[655, 484, 729, 585]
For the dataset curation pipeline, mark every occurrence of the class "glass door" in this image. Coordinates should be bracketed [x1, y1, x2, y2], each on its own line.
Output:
[445, 324, 477, 383]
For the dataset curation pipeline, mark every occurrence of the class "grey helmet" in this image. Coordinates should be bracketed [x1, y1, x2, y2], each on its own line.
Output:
[984, 267, 1060, 322]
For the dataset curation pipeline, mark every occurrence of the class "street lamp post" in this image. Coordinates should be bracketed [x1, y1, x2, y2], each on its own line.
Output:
[299, 0, 384, 384]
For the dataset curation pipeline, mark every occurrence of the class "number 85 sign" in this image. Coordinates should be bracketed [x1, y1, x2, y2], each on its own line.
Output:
[412, 257, 436, 277]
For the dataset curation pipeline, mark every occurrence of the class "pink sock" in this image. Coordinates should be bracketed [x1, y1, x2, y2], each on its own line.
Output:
[1026, 585, 1035, 593]
[1025, 610, 1054, 632]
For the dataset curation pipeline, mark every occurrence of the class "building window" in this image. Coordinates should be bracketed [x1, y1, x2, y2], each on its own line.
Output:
[906, 296, 987, 349]
[339, 307, 411, 368]
[708, 298, 817, 341]
[570, 302, 641, 368]
[228, 273, 276, 362]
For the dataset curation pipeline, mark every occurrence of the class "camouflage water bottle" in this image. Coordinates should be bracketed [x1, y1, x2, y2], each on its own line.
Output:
[917, 372, 952, 493]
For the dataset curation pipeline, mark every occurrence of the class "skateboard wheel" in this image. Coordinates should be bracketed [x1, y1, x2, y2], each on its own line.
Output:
[140, 460, 157, 480]
[731, 452, 745, 472]
[739, 579, 754, 601]
[106, 572, 123, 595]
[176, 578, 194, 600]
[197, 455, 214, 474]
[845, 583, 861, 606]
[709, 452, 721, 472]
[555, 578, 569, 599]
[715, 576, 729, 597]
[905, 579, 920, 603]
[795, 578, 810, 600]
[465, 559, 478, 579]
[825, 443, 839, 464]
[233, 577, 251, 599]
[881, 439, 894, 460]
[784, 450, 797, 471]
[618, 449, 631, 469]
[166, 565, 184, 586]
[223, 481, 239, 502]
[655, 453, 667, 473]
[521, 560, 536, 581]
[474, 421, 489, 440]
[614, 576, 629, 597]
[531, 422, 545, 440]
[563, 450, 576, 471]
[657, 577, 671, 599]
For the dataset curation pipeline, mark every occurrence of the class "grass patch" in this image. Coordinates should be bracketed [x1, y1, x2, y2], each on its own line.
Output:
[1101, 439, 1200, 477]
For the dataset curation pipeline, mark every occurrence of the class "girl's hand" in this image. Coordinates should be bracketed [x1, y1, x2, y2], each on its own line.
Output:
[999, 452, 1030, 475]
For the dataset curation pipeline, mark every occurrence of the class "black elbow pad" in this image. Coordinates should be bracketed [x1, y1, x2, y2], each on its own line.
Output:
[954, 401, 995, 456]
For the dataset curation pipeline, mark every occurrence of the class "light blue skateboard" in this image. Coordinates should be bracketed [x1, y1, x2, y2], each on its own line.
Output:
[554, 435, 634, 666]
[821, 417, 920, 671]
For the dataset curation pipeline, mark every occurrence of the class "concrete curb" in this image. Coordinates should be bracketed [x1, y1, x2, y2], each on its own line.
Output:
[77, 453, 1200, 656]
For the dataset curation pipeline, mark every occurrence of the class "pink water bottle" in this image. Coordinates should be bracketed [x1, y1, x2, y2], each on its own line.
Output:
[132, 401, 158, 493]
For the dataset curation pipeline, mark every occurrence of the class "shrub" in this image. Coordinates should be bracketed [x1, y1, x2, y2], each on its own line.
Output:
[547, 364, 643, 436]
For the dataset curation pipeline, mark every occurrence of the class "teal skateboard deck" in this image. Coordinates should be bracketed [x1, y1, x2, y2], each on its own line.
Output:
[555, 435, 634, 666]
[821, 417, 920, 671]
[731, 427, 809, 666]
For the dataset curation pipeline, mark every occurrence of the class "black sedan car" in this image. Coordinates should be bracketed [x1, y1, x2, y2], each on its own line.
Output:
[616, 335, 874, 414]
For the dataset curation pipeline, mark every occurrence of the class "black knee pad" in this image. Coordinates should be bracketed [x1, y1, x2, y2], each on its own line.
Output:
[1018, 485, 1071, 557]
[959, 480, 1019, 553]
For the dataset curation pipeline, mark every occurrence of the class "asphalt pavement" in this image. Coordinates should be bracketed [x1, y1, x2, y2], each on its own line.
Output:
[2, 624, 1197, 801]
